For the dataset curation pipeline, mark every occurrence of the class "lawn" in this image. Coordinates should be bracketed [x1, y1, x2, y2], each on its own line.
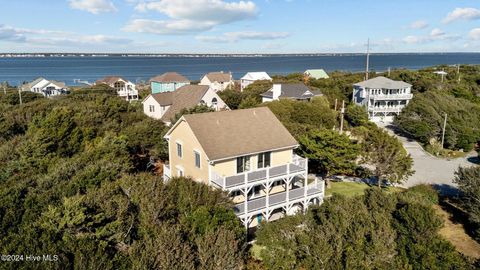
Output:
[325, 181, 404, 197]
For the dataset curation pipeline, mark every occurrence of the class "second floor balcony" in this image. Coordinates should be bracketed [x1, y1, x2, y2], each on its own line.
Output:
[211, 154, 307, 190]
[368, 105, 406, 113]
[371, 93, 413, 100]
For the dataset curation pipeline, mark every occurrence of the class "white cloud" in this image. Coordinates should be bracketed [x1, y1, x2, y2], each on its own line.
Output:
[123, 19, 216, 34]
[469, 28, 480, 40]
[69, 0, 117, 14]
[409, 20, 428, 29]
[196, 31, 290, 43]
[403, 28, 459, 44]
[443, 7, 480, 23]
[126, 0, 257, 34]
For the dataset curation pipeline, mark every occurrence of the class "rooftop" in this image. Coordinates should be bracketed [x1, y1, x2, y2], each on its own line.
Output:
[241, 72, 272, 81]
[261, 83, 322, 99]
[305, 69, 329, 79]
[173, 107, 298, 161]
[149, 72, 190, 83]
[96, 76, 130, 85]
[354, 76, 411, 89]
[204, 72, 232, 83]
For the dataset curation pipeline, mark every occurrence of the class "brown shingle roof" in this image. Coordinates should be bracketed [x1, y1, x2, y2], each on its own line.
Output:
[160, 85, 210, 122]
[96, 76, 128, 85]
[149, 72, 190, 83]
[179, 107, 298, 161]
[150, 92, 174, 106]
[204, 72, 232, 83]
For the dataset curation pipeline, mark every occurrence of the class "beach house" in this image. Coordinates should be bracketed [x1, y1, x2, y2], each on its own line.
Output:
[261, 83, 322, 102]
[352, 76, 413, 122]
[240, 72, 272, 91]
[21, 77, 69, 97]
[163, 107, 325, 228]
[95, 76, 138, 101]
[304, 69, 329, 80]
[149, 72, 190, 94]
[142, 84, 228, 125]
[199, 71, 234, 92]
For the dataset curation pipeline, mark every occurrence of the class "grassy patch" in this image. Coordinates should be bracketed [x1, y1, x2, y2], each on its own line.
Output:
[326, 181, 404, 197]
[250, 243, 265, 261]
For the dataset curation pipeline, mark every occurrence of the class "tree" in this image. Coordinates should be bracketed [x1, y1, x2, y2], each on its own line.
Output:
[218, 89, 243, 109]
[170, 104, 215, 124]
[345, 104, 368, 127]
[454, 166, 480, 240]
[298, 129, 360, 181]
[361, 127, 414, 187]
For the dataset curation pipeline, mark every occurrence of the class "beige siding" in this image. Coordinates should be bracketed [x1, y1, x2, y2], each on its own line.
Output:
[168, 120, 209, 184]
[212, 148, 293, 177]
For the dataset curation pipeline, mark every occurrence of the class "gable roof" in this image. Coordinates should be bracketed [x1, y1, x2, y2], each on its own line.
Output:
[305, 69, 329, 79]
[241, 72, 272, 81]
[354, 76, 411, 89]
[149, 72, 190, 83]
[156, 85, 211, 122]
[203, 72, 232, 83]
[261, 83, 322, 100]
[96, 76, 130, 85]
[168, 107, 298, 161]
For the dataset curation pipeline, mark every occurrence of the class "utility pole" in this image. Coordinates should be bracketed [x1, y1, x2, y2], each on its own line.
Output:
[441, 113, 447, 149]
[457, 64, 461, 83]
[18, 87, 22, 105]
[365, 39, 370, 81]
[339, 100, 345, 134]
[334, 98, 338, 111]
[2, 82, 6, 95]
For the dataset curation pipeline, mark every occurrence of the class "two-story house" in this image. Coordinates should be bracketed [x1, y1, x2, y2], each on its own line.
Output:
[199, 71, 234, 92]
[163, 107, 325, 228]
[352, 76, 413, 122]
[142, 84, 228, 125]
[240, 72, 272, 91]
[261, 83, 322, 102]
[95, 76, 138, 101]
[149, 72, 190, 94]
[21, 77, 69, 97]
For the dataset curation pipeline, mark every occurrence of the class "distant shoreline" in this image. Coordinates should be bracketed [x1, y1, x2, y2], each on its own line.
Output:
[1, 52, 480, 58]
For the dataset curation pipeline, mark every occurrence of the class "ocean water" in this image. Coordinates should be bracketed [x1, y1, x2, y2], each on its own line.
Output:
[1, 53, 480, 86]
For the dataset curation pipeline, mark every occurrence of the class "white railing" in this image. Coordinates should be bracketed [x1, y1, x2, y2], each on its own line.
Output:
[210, 154, 307, 190]
[371, 93, 413, 100]
[117, 89, 138, 97]
[163, 164, 171, 180]
[368, 106, 405, 113]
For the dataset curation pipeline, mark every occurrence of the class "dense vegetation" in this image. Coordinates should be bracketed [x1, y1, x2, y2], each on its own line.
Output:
[454, 166, 480, 242]
[255, 186, 476, 269]
[0, 89, 245, 269]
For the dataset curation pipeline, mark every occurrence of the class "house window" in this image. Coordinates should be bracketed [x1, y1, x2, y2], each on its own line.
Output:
[236, 156, 251, 173]
[149, 105, 155, 112]
[212, 97, 218, 107]
[176, 142, 183, 158]
[257, 152, 271, 169]
[231, 190, 242, 197]
[194, 151, 201, 168]
[177, 168, 184, 177]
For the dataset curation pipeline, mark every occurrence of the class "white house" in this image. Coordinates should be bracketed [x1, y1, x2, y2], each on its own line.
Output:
[95, 76, 138, 101]
[261, 83, 322, 102]
[199, 72, 234, 92]
[352, 76, 413, 122]
[240, 72, 272, 91]
[142, 84, 228, 125]
[21, 77, 69, 97]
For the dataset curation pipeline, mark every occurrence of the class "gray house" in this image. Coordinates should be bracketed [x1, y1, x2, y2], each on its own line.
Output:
[261, 83, 322, 102]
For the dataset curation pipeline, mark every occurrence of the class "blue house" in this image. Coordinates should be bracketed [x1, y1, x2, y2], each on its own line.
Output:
[149, 72, 190, 94]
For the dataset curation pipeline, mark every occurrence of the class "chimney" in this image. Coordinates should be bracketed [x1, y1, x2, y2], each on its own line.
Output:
[272, 84, 282, 100]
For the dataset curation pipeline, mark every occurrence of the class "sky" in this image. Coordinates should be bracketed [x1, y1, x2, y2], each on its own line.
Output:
[0, 0, 480, 53]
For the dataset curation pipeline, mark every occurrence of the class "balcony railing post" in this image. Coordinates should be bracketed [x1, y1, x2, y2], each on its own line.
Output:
[244, 173, 248, 220]
[266, 168, 270, 221]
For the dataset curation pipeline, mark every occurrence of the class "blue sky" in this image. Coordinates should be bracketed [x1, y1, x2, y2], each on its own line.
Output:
[0, 0, 479, 53]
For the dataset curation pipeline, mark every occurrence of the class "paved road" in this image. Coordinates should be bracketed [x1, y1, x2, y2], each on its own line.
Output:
[377, 123, 478, 194]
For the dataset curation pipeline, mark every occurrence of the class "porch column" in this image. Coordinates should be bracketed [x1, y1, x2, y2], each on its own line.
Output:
[244, 173, 248, 219]
[266, 168, 270, 222]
